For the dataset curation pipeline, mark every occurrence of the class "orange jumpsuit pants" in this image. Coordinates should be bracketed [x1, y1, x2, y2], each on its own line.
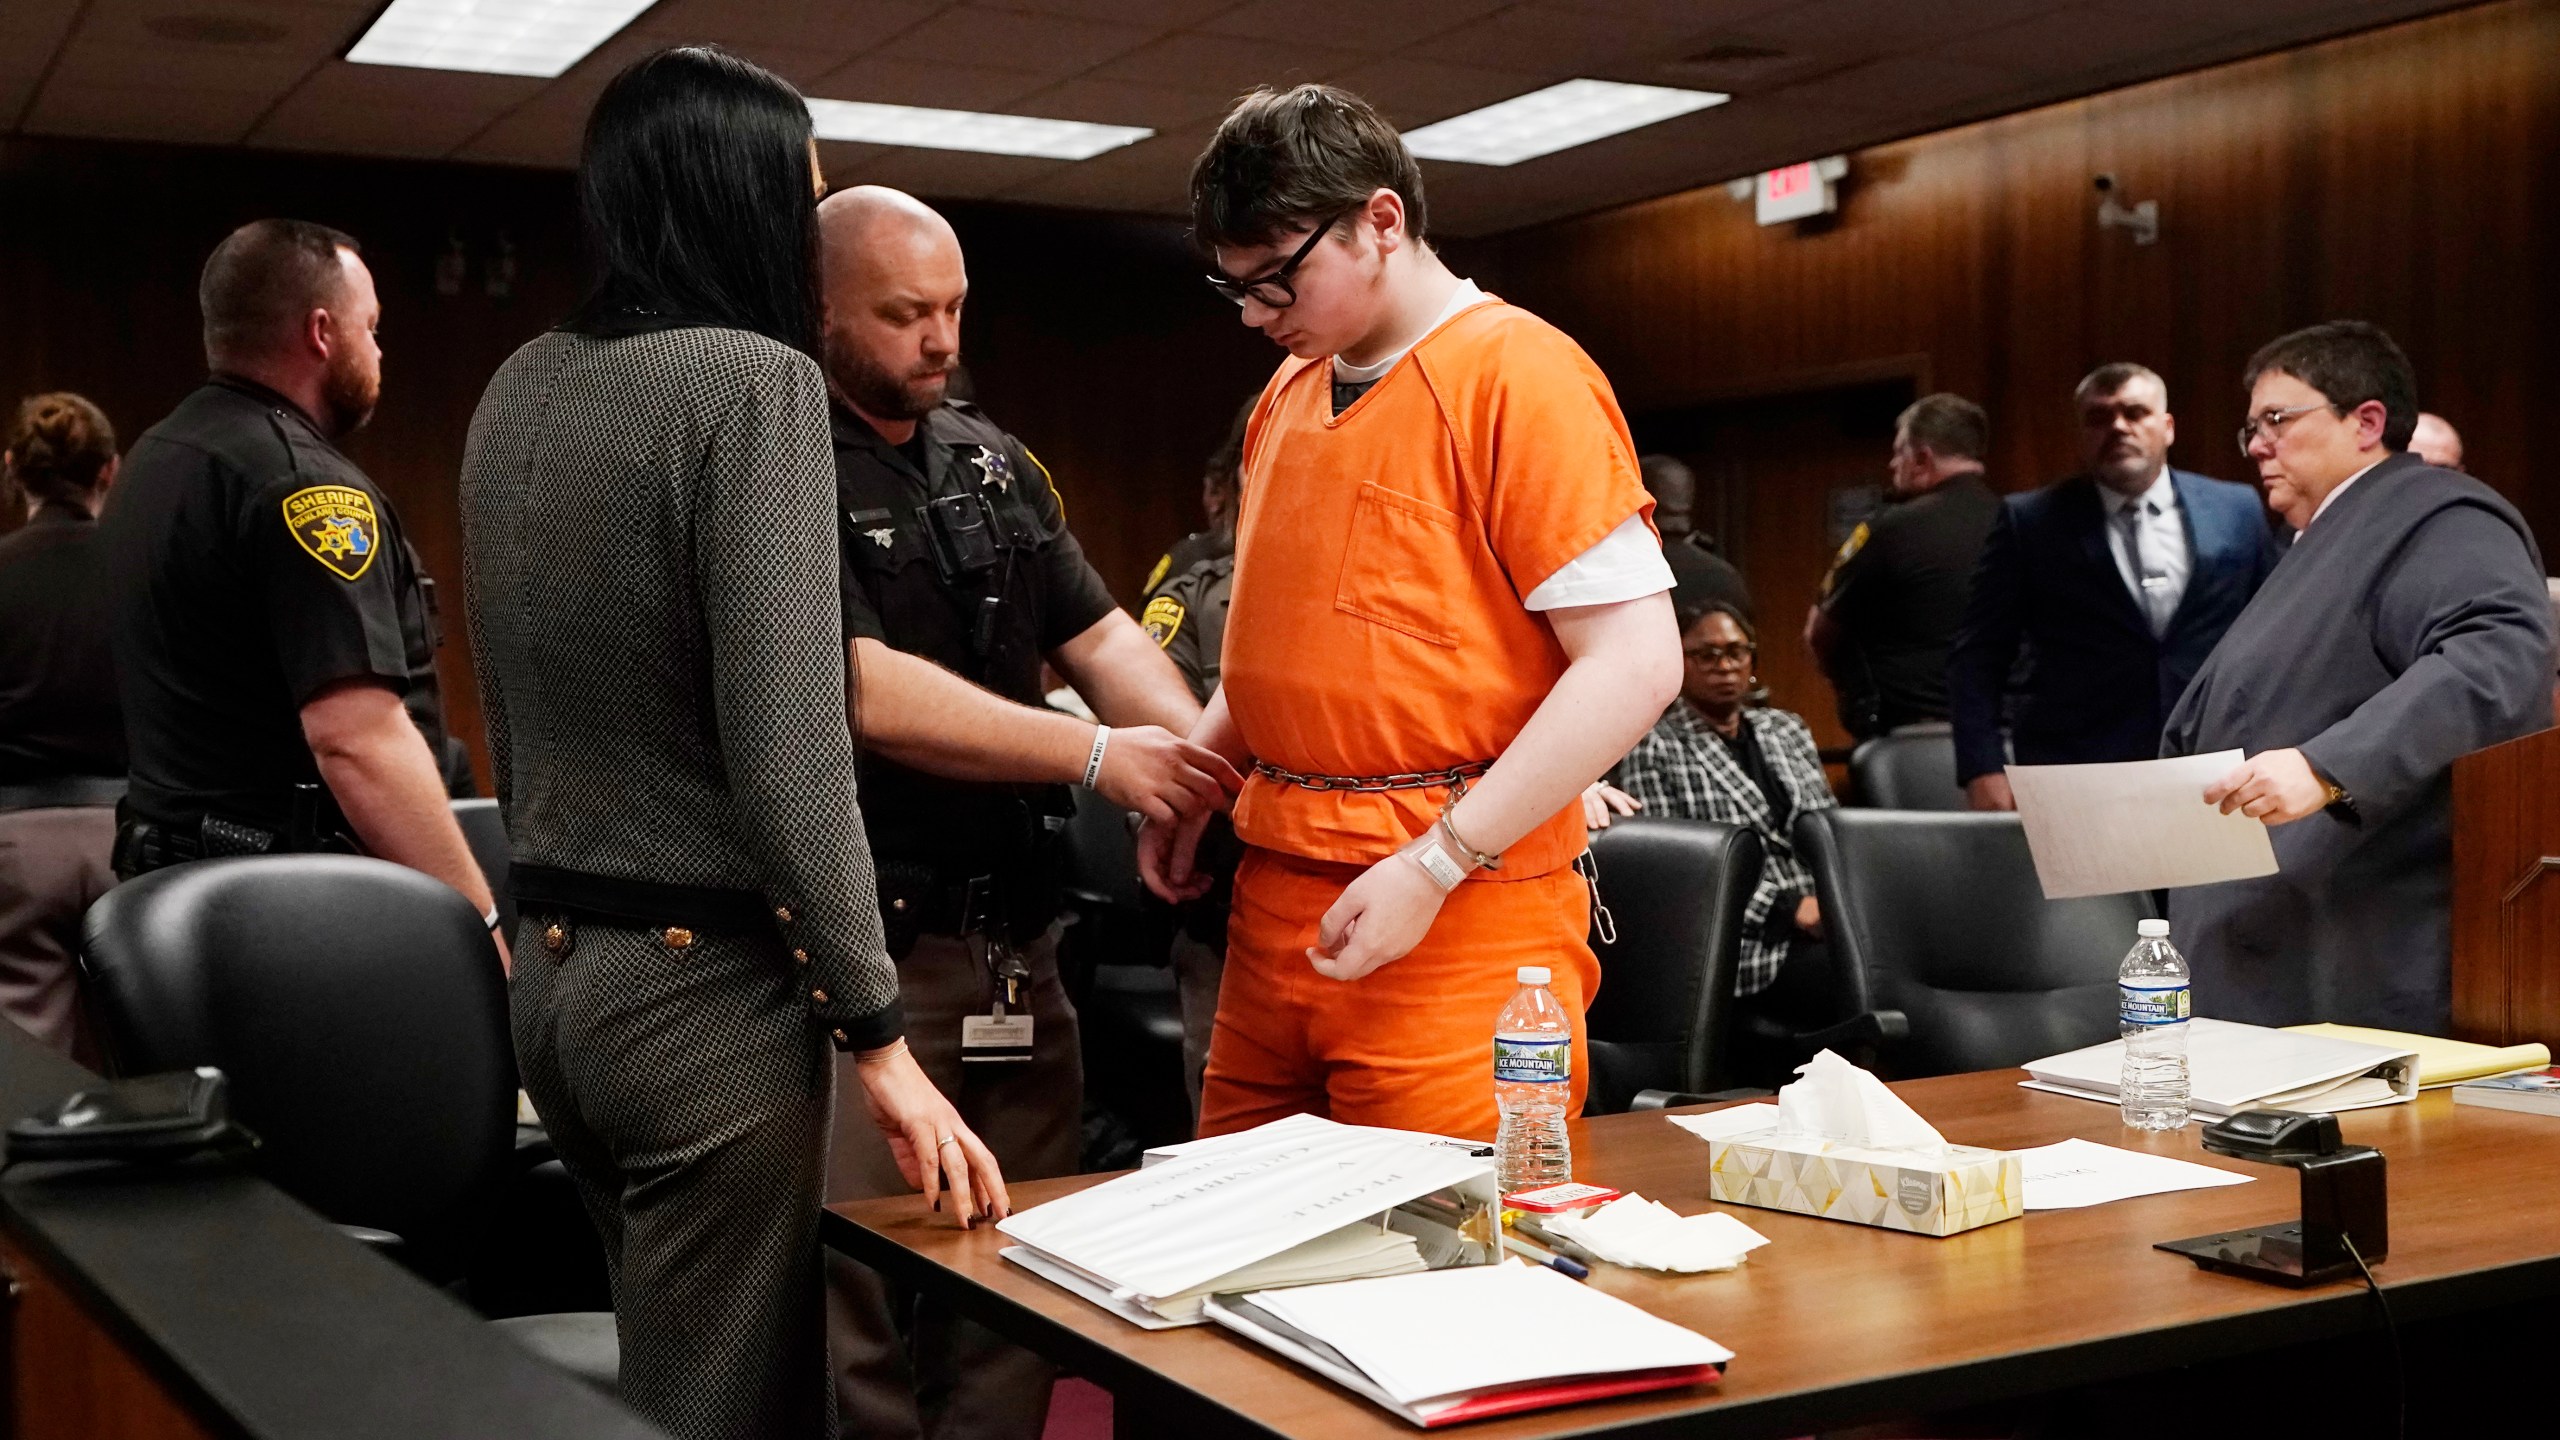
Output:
[1197, 846, 1599, 1141]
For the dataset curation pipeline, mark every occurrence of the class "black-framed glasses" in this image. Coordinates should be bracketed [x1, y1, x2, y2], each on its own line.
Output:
[1683, 642, 1757, 670]
[1203, 210, 1349, 309]
[2235, 403, 2327, 456]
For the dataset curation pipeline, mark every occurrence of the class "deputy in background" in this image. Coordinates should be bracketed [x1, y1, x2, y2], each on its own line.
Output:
[0, 393, 123, 1060]
[1806, 393, 2000, 741]
[1642, 454, 1751, 619]
[2166, 321, 2551, 1034]
[1141, 402, 1243, 601]
[98, 220, 499, 950]
[816, 185, 1232, 1440]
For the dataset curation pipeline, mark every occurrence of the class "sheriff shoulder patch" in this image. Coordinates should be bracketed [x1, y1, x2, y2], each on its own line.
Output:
[282, 484, 381, 581]
[1142, 594, 1186, 647]
[1818, 520, 1870, 599]
[1143, 553, 1170, 594]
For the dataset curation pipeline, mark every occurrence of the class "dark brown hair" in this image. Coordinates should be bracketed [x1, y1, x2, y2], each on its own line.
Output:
[1897, 392, 1990, 463]
[200, 218, 361, 367]
[3, 392, 117, 511]
[2243, 320, 2418, 451]
[1189, 84, 1426, 252]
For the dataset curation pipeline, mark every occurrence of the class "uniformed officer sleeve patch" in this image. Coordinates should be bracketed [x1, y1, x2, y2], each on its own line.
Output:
[1818, 520, 1870, 599]
[1143, 553, 1171, 594]
[281, 484, 383, 581]
[1142, 594, 1186, 647]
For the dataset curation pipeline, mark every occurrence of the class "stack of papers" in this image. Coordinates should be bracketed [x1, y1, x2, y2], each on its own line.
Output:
[2014, 1138, 2253, 1209]
[1207, 1260, 1730, 1428]
[998, 1113, 1499, 1328]
[2022, 1019, 2419, 1116]
[2282, 1024, 2550, 1088]
[1545, 1196, 1769, 1272]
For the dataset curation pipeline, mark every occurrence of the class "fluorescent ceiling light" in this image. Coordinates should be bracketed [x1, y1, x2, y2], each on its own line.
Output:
[806, 99, 1151, 161]
[347, 0, 657, 79]
[1402, 79, 1730, 166]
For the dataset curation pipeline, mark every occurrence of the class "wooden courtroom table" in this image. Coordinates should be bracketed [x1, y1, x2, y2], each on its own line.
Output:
[824, 1072, 2560, 1438]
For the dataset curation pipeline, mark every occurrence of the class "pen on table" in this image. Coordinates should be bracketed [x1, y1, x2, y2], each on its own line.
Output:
[1501, 1216, 1592, 1280]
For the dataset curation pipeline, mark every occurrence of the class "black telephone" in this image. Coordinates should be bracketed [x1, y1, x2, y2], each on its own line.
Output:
[5, 1068, 256, 1165]
[2155, 1108, 2388, 1286]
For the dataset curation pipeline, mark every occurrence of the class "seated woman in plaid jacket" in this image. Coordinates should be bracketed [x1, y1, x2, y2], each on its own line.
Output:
[1610, 600, 1836, 999]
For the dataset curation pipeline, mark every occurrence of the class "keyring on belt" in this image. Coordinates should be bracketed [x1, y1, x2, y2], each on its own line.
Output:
[1249, 760, 1492, 796]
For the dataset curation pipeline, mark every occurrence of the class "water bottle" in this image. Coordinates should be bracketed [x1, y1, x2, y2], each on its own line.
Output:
[1494, 965, 1574, 1194]
[2118, 918, 2191, 1130]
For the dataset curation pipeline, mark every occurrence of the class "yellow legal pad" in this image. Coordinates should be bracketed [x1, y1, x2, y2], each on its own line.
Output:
[2282, 1024, 2550, 1089]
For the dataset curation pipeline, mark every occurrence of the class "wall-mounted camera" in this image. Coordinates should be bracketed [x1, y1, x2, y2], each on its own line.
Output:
[2094, 173, 2159, 245]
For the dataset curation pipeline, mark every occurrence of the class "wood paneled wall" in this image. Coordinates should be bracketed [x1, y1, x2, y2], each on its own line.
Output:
[0, 139, 1272, 788]
[1478, 0, 2560, 716]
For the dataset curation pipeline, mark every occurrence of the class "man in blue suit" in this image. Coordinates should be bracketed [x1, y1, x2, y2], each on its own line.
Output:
[1951, 363, 2278, 808]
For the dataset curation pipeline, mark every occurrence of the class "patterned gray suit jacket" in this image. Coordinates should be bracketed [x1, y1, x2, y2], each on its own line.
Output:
[460, 326, 900, 1047]
[1613, 703, 1836, 995]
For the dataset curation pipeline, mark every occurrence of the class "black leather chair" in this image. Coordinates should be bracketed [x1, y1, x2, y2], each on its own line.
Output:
[78, 856, 615, 1387]
[1793, 809, 2150, 1077]
[1581, 818, 1761, 1115]
[452, 798, 515, 937]
[1846, 723, 1966, 810]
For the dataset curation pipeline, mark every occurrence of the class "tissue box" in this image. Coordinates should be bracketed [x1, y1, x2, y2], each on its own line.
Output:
[1705, 1128, 2021, 1237]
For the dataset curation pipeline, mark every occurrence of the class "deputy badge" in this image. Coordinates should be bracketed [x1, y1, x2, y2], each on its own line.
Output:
[281, 484, 381, 581]
[971, 446, 1012, 492]
[866, 527, 896, 549]
[1141, 594, 1187, 647]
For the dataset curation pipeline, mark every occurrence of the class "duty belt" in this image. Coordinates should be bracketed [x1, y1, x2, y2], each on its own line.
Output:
[1248, 760, 1491, 794]
[0, 775, 126, 813]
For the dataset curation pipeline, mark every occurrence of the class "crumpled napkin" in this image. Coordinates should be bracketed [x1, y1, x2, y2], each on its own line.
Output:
[1546, 1195, 1770, 1273]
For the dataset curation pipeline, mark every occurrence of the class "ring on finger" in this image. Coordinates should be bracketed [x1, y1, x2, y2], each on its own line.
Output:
[937, 1136, 962, 1151]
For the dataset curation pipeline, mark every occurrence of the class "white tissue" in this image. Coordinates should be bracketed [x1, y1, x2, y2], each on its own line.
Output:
[1774, 1049, 1946, 1151]
[1546, 1195, 1770, 1273]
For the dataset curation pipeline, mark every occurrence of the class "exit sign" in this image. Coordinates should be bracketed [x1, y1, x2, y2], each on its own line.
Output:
[1754, 157, 1845, 225]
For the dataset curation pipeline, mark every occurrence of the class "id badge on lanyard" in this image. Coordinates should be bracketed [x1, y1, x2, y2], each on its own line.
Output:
[959, 876, 1034, 1063]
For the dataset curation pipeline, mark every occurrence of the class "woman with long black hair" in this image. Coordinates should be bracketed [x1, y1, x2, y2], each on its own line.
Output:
[460, 47, 1004, 1438]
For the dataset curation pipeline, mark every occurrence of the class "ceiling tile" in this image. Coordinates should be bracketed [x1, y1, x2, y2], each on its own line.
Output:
[837, 143, 1068, 201]
[250, 60, 543, 159]
[1010, 76, 1235, 129]
[1089, 32, 1364, 93]
[975, 0, 1236, 23]
[807, 54, 1052, 110]
[1725, 0, 2064, 56]
[1769, 52, 2030, 117]
[998, 122, 1209, 212]
[1420, 4, 1734, 75]
[39, 42, 317, 95]
[1323, 56, 1545, 128]
[880, 6, 1159, 77]
[22, 82, 277, 145]
[1202, 0, 1503, 53]
[637, 0, 948, 52]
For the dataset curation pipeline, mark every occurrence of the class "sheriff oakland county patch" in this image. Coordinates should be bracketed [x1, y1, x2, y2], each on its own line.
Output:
[282, 484, 381, 581]
[1141, 593, 1186, 647]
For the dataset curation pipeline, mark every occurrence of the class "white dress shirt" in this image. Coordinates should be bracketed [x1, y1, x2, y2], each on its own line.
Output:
[2100, 470, 2190, 636]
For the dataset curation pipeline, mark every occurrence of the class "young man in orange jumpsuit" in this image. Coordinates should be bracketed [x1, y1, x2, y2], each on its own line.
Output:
[1140, 85, 1684, 1140]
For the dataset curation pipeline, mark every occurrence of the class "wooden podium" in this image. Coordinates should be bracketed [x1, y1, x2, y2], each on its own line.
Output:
[2452, 726, 2560, 1046]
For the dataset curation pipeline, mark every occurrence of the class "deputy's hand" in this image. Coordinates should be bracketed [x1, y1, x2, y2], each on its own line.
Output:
[855, 1039, 1009, 1227]
[1137, 805, 1216, 904]
[2204, 747, 2330, 826]
[1095, 725, 1240, 825]
[1308, 852, 1449, 982]
[492, 930, 513, 978]
[1580, 781, 1641, 829]
[1794, 893, 1824, 939]
[1966, 773, 2017, 812]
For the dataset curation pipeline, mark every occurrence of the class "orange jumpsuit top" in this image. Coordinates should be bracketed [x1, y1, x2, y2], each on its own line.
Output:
[1221, 294, 1653, 880]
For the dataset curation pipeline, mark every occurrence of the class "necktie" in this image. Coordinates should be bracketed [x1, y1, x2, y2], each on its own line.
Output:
[2119, 503, 2170, 636]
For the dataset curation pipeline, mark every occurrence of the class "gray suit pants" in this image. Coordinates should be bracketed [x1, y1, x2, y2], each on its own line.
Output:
[0, 805, 112, 1063]
[827, 927, 1081, 1440]
[514, 917, 836, 1440]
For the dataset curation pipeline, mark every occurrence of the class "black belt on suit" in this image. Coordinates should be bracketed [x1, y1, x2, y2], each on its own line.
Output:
[509, 862, 773, 934]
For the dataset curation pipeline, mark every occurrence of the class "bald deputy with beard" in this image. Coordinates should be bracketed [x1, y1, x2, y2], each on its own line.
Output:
[813, 185, 1235, 1440]
[98, 219, 500, 958]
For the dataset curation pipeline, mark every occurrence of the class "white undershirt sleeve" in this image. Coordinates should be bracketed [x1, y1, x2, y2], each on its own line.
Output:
[1521, 514, 1676, 611]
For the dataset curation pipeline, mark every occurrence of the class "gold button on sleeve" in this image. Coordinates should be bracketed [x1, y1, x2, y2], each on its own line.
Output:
[810, 988, 829, 1004]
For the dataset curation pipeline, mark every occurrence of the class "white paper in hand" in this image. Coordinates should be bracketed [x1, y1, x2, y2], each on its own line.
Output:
[2006, 750, 2278, 899]
[1777, 1050, 1944, 1150]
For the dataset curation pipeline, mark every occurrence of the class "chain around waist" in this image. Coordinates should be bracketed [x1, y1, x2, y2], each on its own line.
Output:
[1247, 760, 1491, 795]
